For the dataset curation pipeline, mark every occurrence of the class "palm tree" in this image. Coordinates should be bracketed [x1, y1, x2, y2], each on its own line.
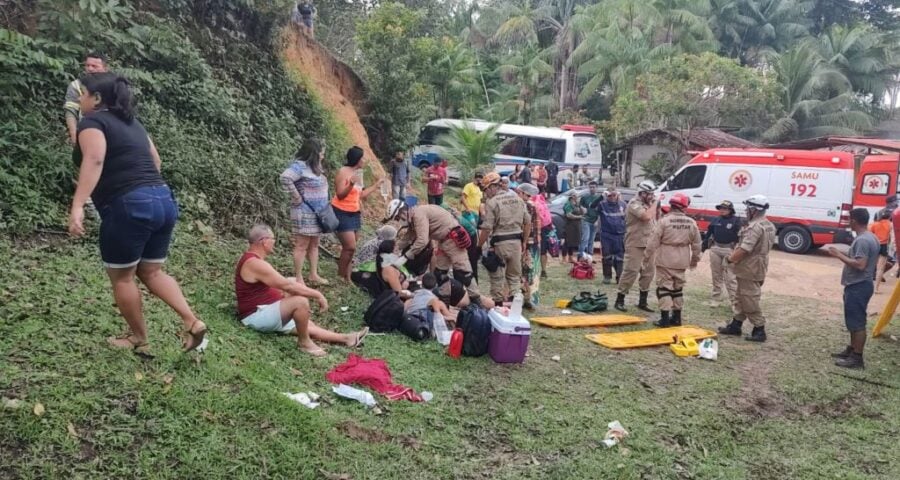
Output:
[436, 122, 506, 178]
[817, 25, 890, 101]
[723, 0, 810, 65]
[497, 42, 554, 123]
[430, 38, 479, 118]
[651, 0, 716, 51]
[763, 43, 872, 142]
[572, 23, 675, 104]
[489, 0, 551, 46]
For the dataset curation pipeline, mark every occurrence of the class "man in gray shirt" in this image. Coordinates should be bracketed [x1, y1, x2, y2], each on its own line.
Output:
[390, 150, 410, 200]
[828, 208, 880, 369]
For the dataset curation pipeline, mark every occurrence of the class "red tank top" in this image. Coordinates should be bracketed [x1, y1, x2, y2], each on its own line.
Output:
[235, 252, 283, 319]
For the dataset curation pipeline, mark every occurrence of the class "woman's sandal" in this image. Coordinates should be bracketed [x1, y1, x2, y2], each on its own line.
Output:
[353, 327, 369, 348]
[107, 335, 154, 359]
[182, 319, 208, 353]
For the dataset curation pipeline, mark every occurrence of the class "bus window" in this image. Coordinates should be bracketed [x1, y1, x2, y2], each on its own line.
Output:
[418, 126, 449, 146]
[500, 136, 526, 156]
[548, 139, 566, 163]
[573, 134, 602, 162]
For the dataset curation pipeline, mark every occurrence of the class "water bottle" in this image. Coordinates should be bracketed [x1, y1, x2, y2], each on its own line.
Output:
[509, 292, 524, 322]
[448, 328, 463, 358]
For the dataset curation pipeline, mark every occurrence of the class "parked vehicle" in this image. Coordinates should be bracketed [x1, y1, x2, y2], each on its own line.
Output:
[658, 148, 900, 254]
[413, 119, 603, 189]
[549, 187, 636, 242]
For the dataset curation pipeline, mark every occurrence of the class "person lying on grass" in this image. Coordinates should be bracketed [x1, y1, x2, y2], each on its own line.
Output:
[404, 272, 452, 320]
[235, 224, 368, 357]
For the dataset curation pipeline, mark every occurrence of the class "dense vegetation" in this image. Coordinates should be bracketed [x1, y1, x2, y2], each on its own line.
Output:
[0, 0, 350, 233]
[336, 0, 900, 153]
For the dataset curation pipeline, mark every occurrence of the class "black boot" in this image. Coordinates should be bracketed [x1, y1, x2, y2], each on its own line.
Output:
[602, 261, 613, 283]
[718, 318, 743, 336]
[830, 346, 853, 359]
[637, 291, 654, 312]
[745, 326, 767, 342]
[653, 311, 671, 327]
[614, 293, 627, 312]
[671, 310, 682, 326]
[834, 352, 864, 369]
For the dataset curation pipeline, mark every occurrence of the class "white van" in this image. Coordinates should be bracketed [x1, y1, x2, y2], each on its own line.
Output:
[659, 149, 856, 253]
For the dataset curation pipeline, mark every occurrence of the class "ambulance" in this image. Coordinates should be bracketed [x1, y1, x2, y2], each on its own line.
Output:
[658, 149, 900, 254]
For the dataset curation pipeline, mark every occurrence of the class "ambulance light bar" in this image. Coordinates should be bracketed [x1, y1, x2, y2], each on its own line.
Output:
[711, 151, 776, 158]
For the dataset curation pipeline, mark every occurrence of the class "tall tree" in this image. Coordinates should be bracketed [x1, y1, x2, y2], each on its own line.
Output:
[763, 43, 872, 142]
[496, 42, 554, 123]
[818, 24, 891, 102]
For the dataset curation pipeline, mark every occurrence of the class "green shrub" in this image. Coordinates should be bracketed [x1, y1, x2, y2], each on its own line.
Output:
[0, 1, 347, 234]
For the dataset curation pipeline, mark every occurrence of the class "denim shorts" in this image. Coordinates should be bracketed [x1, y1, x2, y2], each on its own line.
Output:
[97, 185, 178, 269]
[333, 206, 361, 233]
[843, 280, 874, 332]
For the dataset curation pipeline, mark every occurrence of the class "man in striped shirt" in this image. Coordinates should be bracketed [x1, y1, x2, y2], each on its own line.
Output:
[64, 51, 108, 145]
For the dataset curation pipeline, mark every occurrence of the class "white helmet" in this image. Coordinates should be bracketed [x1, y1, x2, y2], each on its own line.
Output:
[638, 180, 656, 192]
[385, 199, 407, 221]
[744, 194, 769, 210]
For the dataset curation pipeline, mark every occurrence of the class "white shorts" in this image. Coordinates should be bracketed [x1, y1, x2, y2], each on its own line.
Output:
[241, 301, 295, 334]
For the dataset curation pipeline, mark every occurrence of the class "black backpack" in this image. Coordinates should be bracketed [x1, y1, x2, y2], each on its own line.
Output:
[363, 290, 404, 333]
[457, 305, 492, 357]
[398, 309, 433, 342]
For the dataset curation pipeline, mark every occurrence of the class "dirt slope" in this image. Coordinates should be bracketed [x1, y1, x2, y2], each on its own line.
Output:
[281, 28, 387, 221]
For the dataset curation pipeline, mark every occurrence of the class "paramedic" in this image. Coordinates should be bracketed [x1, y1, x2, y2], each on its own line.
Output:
[597, 188, 627, 284]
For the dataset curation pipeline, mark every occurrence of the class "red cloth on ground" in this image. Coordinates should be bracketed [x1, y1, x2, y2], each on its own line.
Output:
[326, 353, 424, 402]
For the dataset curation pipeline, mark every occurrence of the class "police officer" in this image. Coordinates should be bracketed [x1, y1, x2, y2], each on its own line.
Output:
[615, 180, 659, 312]
[703, 200, 742, 304]
[644, 194, 701, 327]
[478, 172, 532, 304]
[598, 188, 627, 284]
[719, 194, 777, 342]
[386, 200, 487, 307]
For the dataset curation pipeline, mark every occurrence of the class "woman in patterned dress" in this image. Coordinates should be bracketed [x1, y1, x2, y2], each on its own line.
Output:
[280, 139, 330, 286]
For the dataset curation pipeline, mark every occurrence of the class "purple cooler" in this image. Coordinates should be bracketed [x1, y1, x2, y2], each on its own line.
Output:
[488, 310, 531, 363]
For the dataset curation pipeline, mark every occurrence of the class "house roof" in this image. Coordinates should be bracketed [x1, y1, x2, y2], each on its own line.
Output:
[612, 128, 757, 150]
[767, 136, 900, 153]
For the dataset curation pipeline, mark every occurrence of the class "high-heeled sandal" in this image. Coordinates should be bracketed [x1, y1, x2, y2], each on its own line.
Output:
[182, 319, 208, 353]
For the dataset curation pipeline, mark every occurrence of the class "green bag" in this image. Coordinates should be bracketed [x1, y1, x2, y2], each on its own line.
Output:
[570, 291, 608, 313]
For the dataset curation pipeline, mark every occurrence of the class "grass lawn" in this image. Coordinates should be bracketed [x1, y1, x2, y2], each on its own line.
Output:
[3, 220, 900, 479]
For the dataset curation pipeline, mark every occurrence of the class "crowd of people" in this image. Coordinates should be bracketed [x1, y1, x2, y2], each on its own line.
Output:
[65, 52, 885, 368]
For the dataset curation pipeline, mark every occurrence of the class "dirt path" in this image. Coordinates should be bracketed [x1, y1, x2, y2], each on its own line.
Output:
[686, 246, 896, 313]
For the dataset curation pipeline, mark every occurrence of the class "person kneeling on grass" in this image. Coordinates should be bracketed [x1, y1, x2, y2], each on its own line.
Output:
[235, 224, 368, 357]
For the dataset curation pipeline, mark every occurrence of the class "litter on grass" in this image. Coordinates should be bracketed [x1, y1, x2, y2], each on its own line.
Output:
[282, 391, 320, 409]
[332, 384, 377, 408]
[602, 421, 629, 448]
[698, 338, 718, 360]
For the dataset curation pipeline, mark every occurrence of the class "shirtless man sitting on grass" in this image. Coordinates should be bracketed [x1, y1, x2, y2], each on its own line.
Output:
[235, 224, 367, 356]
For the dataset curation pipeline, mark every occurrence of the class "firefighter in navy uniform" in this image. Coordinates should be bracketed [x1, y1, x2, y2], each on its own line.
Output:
[703, 200, 742, 306]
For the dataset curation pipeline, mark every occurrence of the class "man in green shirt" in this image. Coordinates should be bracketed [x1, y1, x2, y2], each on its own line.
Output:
[578, 181, 601, 260]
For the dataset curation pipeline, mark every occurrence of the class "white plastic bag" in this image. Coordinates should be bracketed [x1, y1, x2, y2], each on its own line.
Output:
[332, 384, 377, 408]
[699, 338, 718, 361]
[282, 391, 320, 409]
[432, 312, 451, 346]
